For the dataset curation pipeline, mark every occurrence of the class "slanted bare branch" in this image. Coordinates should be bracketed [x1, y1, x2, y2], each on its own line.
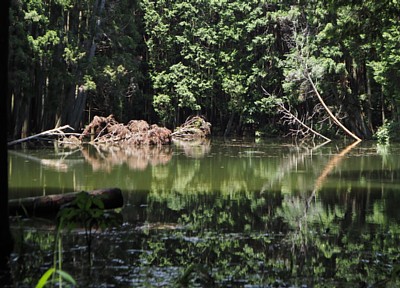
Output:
[7, 125, 76, 146]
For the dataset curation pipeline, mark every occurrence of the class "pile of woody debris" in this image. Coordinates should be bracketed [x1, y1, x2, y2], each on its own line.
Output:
[171, 115, 211, 141]
[9, 114, 211, 148]
[62, 115, 172, 146]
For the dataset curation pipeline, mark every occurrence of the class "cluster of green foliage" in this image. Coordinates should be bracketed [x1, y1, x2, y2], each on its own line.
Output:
[8, 0, 400, 140]
[141, 0, 400, 139]
[375, 120, 400, 144]
[141, 0, 283, 133]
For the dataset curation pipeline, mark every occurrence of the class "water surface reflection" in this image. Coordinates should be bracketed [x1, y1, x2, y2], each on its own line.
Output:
[7, 140, 400, 287]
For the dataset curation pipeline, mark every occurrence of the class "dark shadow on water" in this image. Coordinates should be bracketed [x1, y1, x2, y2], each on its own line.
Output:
[8, 185, 400, 287]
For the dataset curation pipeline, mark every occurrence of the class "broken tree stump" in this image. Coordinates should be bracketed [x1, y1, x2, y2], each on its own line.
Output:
[8, 188, 123, 217]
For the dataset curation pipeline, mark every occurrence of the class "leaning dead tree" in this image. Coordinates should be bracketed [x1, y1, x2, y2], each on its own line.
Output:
[261, 86, 331, 142]
[282, 24, 362, 142]
[306, 73, 361, 141]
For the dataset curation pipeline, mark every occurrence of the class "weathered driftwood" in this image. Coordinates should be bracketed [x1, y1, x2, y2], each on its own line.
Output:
[8, 188, 123, 217]
[7, 125, 77, 147]
[171, 116, 211, 141]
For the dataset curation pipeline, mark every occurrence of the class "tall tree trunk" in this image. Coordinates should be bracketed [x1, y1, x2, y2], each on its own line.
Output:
[14, 92, 31, 139]
[224, 112, 235, 137]
[69, 86, 88, 130]
[65, 0, 106, 129]
[0, 2, 14, 284]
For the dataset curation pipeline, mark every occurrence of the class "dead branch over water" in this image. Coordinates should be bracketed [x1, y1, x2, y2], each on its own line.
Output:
[7, 125, 78, 147]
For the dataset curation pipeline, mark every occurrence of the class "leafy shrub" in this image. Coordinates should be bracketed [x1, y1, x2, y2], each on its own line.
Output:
[375, 120, 400, 144]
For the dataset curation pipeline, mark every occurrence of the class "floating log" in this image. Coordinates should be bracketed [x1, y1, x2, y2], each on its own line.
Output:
[8, 188, 123, 217]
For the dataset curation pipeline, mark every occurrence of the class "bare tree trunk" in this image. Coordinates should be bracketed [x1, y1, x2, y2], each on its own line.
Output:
[306, 73, 362, 142]
[69, 86, 88, 130]
[224, 112, 235, 137]
[14, 93, 31, 139]
[65, 0, 106, 130]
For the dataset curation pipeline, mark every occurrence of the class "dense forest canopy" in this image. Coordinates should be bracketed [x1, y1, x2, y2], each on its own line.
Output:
[7, 0, 400, 141]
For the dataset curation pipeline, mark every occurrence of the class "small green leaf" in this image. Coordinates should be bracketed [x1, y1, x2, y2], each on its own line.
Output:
[55, 269, 76, 285]
[36, 267, 56, 288]
[92, 197, 105, 209]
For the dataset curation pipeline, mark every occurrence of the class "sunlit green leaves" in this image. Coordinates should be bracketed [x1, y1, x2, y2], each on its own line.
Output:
[36, 267, 76, 288]
[142, 0, 281, 128]
[63, 45, 86, 65]
[27, 30, 59, 58]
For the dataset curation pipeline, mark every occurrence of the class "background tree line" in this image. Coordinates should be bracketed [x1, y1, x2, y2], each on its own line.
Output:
[8, 0, 400, 140]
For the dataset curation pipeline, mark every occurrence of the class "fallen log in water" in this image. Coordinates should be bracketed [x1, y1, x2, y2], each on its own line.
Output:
[8, 188, 123, 217]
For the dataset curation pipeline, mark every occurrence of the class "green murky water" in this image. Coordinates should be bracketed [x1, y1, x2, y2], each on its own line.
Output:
[7, 139, 400, 287]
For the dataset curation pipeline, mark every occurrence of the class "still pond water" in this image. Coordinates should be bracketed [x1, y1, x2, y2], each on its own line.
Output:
[7, 138, 400, 287]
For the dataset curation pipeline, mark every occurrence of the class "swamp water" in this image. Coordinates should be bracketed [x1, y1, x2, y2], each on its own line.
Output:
[7, 139, 400, 287]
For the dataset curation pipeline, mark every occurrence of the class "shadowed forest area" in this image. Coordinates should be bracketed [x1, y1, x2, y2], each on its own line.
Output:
[4, 1, 400, 286]
[7, 0, 400, 142]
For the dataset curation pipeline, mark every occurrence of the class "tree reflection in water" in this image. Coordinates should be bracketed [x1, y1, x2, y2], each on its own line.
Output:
[81, 144, 173, 171]
[8, 141, 400, 287]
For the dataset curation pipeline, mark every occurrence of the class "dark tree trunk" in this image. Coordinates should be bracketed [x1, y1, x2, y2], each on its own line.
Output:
[0, 1, 14, 285]
[63, 0, 106, 130]
[224, 112, 235, 137]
